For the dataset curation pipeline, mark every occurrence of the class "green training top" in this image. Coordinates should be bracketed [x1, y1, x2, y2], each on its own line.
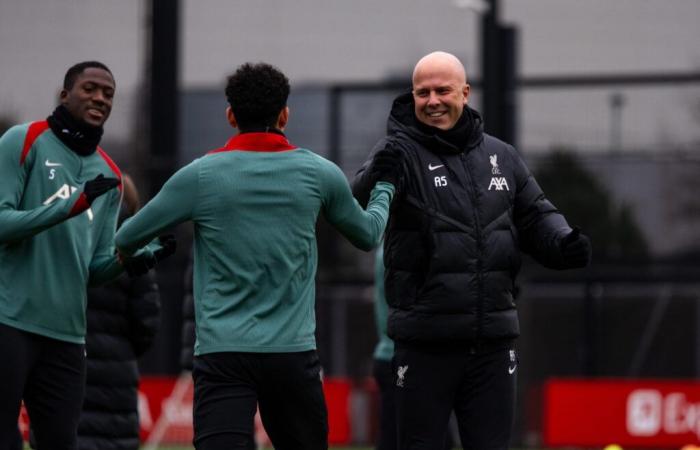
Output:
[116, 132, 394, 355]
[0, 121, 123, 343]
[373, 245, 395, 361]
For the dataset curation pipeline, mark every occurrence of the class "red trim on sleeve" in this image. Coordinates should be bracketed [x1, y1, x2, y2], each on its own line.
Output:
[68, 193, 90, 218]
[207, 132, 298, 154]
[20, 121, 50, 166]
[96, 147, 123, 192]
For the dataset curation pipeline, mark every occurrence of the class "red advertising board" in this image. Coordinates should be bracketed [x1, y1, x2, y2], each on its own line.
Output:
[19, 375, 352, 446]
[544, 378, 700, 447]
[137, 375, 351, 445]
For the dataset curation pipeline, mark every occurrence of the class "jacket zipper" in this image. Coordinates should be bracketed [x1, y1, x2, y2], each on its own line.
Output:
[461, 152, 484, 348]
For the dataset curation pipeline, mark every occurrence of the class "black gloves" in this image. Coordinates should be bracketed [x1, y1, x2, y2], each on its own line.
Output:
[122, 235, 177, 277]
[122, 254, 156, 278]
[559, 227, 592, 268]
[154, 234, 177, 262]
[84, 174, 120, 204]
[370, 146, 404, 187]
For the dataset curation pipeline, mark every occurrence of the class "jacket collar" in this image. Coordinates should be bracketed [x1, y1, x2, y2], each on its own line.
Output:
[209, 132, 298, 154]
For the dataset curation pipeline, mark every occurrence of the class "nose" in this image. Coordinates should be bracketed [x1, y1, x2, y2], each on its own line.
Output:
[92, 89, 107, 104]
[427, 91, 440, 106]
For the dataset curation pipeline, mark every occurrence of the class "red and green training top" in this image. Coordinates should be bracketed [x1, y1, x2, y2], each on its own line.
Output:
[116, 132, 393, 355]
[0, 121, 123, 343]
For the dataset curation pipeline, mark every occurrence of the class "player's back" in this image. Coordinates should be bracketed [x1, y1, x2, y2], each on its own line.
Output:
[116, 131, 393, 355]
[189, 140, 334, 355]
[195, 146, 324, 272]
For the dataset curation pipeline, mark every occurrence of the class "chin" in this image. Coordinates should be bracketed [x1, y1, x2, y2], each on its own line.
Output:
[83, 117, 105, 128]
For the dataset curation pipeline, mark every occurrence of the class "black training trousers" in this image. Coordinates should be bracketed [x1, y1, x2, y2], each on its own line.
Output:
[393, 341, 517, 450]
[375, 359, 457, 450]
[192, 350, 328, 450]
[373, 359, 398, 450]
[0, 323, 86, 450]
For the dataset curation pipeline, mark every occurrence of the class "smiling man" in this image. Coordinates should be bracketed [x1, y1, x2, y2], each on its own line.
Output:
[411, 52, 469, 130]
[353, 51, 592, 450]
[0, 61, 171, 450]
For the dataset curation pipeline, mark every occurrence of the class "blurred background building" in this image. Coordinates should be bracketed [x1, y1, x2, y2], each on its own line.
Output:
[2, 0, 700, 446]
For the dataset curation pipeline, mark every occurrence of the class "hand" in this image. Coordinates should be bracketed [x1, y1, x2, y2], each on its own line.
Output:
[120, 235, 177, 277]
[154, 234, 177, 262]
[121, 253, 156, 277]
[84, 174, 120, 204]
[370, 145, 404, 186]
[559, 227, 592, 268]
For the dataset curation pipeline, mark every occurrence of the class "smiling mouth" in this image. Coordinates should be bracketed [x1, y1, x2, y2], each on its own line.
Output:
[86, 108, 105, 120]
[427, 111, 446, 118]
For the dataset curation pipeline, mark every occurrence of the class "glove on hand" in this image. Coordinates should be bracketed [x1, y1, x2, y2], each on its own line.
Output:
[370, 145, 404, 187]
[154, 234, 177, 262]
[559, 226, 592, 268]
[122, 234, 177, 278]
[84, 174, 120, 204]
[122, 235, 177, 278]
[122, 254, 156, 278]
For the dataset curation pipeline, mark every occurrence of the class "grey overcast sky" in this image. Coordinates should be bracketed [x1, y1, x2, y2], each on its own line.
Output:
[0, 0, 698, 150]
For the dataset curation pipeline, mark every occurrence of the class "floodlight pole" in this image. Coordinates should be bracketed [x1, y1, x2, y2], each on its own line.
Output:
[142, 0, 181, 375]
[480, 0, 518, 149]
[148, 0, 180, 197]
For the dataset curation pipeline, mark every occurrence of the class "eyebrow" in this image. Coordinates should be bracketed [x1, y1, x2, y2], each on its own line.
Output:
[82, 79, 115, 89]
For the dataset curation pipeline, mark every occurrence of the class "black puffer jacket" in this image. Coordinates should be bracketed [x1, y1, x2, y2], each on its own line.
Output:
[180, 249, 195, 371]
[77, 271, 160, 450]
[353, 93, 573, 344]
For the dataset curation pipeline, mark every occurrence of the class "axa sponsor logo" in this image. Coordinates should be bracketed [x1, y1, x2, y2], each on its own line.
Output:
[627, 389, 700, 438]
[488, 154, 509, 191]
[44, 184, 93, 221]
[488, 177, 509, 191]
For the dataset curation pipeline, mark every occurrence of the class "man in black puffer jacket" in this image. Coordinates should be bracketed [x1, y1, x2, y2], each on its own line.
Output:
[353, 51, 591, 450]
[77, 175, 161, 450]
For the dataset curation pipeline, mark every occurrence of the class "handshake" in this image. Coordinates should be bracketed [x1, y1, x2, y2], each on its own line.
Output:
[369, 143, 405, 187]
[120, 234, 177, 277]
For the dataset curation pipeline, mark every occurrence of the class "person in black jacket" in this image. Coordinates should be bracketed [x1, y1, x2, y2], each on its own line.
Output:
[77, 174, 161, 450]
[180, 248, 196, 372]
[352, 51, 591, 450]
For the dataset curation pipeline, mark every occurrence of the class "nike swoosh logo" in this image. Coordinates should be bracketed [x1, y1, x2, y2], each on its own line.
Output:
[508, 365, 517, 374]
[45, 160, 62, 167]
[428, 163, 444, 171]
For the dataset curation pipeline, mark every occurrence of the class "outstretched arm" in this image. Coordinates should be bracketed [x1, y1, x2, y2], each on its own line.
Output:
[512, 148, 590, 269]
[115, 161, 198, 256]
[322, 161, 395, 251]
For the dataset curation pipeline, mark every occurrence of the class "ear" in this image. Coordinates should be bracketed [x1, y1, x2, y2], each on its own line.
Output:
[277, 106, 290, 131]
[59, 88, 69, 104]
[226, 106, 238, 129]
[462, 84, 470, 105]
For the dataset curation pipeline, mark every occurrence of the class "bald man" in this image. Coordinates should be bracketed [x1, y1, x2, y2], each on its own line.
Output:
[353, 51, 591, 449]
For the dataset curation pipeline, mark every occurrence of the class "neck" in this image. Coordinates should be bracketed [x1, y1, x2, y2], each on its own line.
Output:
[46, 105, 104, 156]
[239, 125, 285, 135]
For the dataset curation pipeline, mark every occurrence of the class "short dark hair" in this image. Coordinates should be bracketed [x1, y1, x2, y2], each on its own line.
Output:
[63, 61, 113, 90]
[225, 62, 290, 130]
